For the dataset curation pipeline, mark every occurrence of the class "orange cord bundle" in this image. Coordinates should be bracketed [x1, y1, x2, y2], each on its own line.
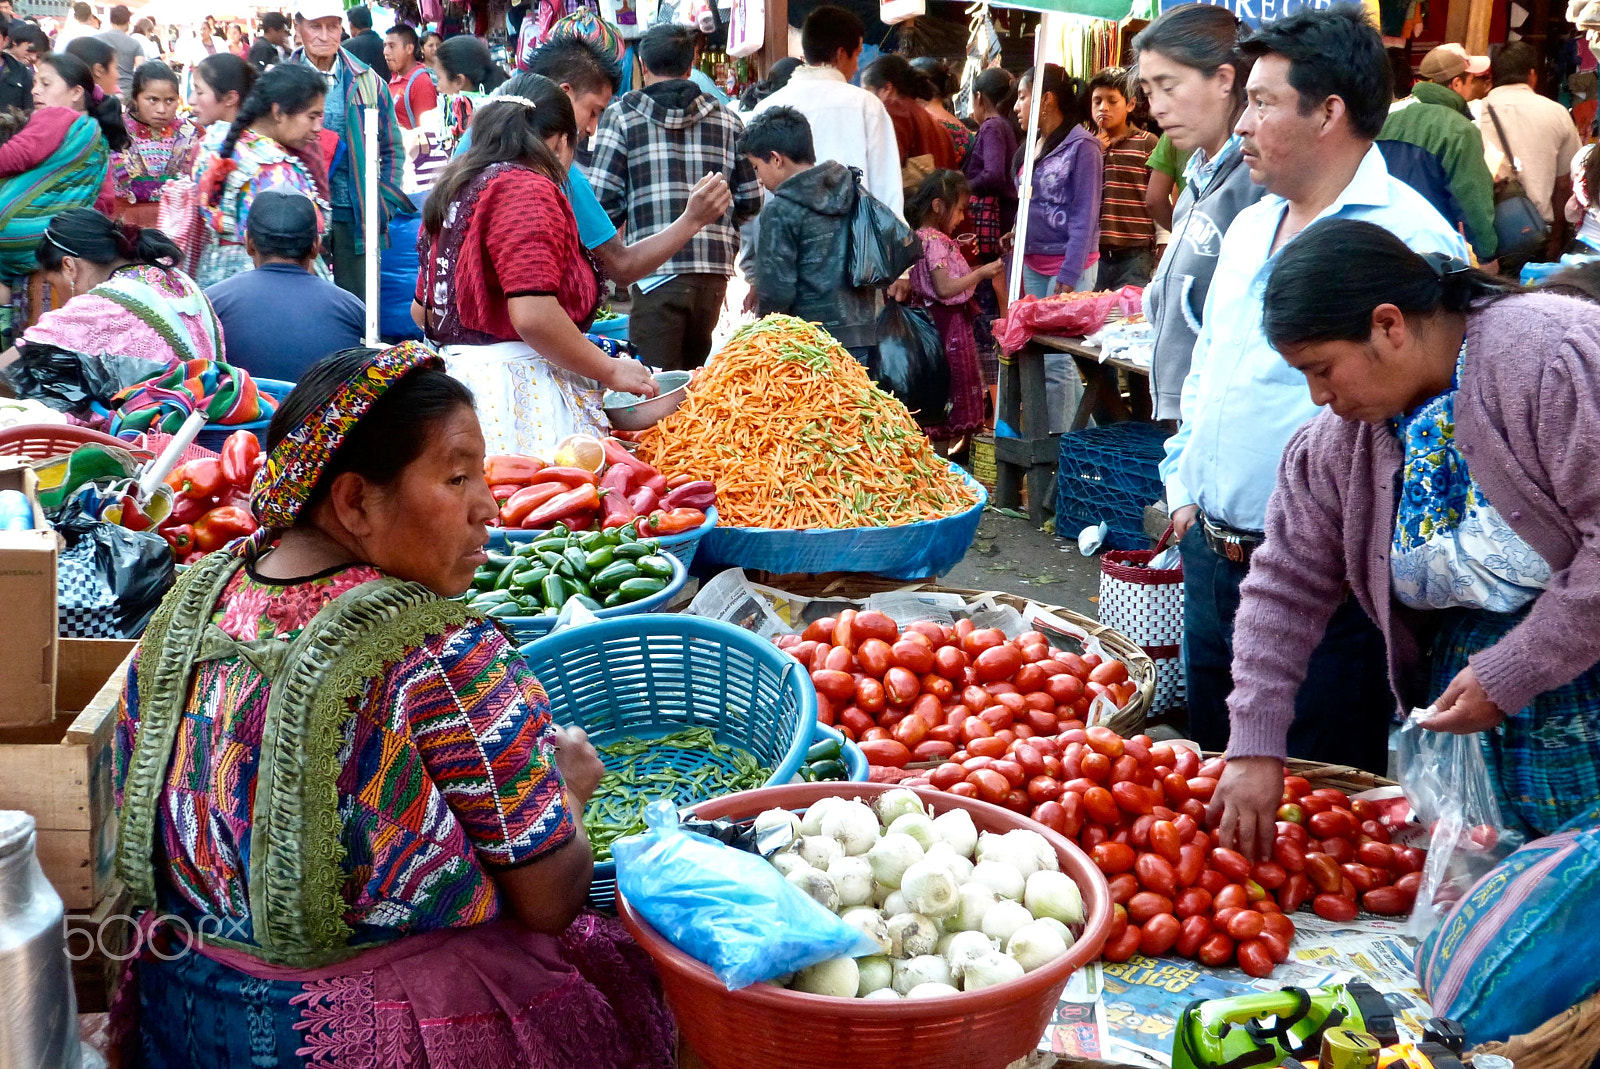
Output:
[636, 316, 981, 530]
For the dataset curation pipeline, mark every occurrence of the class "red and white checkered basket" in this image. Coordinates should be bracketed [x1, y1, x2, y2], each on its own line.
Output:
[1098, 524, 1185, 716]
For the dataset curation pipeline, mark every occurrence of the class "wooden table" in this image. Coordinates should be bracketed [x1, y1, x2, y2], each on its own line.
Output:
[994, 334, 1153, 525]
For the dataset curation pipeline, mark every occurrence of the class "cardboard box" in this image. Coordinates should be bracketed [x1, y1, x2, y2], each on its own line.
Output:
[0, 457, 58, 728]
[0, 638, 133, 909]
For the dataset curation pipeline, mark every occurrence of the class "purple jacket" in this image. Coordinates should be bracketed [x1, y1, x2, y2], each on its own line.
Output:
[964, 116, 1018, 201]
[1017, 124, 1102, 284]
[1227, 293, 1600, 760]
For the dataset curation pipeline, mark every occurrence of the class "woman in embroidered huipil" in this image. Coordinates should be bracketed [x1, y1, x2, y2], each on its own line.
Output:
[0, 209, 221, 372]
[111, 344, 675, 1069]
[1206, 219, 1600, 854]
[111, 60, 201, 228]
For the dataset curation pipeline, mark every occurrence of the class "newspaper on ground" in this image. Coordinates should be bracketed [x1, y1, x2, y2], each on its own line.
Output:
[1039, 913, 1433, 1065]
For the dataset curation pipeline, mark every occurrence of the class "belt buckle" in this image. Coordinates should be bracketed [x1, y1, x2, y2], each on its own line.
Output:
[1224, 539, 1245, 564]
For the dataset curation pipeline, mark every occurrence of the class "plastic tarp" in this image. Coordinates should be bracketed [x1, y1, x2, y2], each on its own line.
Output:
[693, 465, 987, 579]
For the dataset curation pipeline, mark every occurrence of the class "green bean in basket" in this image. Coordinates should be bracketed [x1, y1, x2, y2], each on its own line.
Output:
[462, 525, 670, 616]
[584, 727, 770, 862]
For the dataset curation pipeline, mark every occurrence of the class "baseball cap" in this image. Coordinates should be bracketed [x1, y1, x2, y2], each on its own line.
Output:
[295, 0, 345, 23]
[1419, 43, 1489, 83]
[246, 190, 320, 257]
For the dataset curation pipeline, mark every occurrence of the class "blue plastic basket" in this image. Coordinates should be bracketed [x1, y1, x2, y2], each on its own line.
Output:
[487, 508, 717, 567]
[1054, 422, 1171, 553]
[517, 615, 817, 910]
[495, 550, 688, 645]
[807, 721, 869, 782]
[195, 377, 295, 452]
[693, 466, 987, 580]
[588, 315, 629, 341]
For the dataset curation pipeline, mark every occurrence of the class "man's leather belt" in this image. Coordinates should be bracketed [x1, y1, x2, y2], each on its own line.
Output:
[1201, 514, 1264, 565]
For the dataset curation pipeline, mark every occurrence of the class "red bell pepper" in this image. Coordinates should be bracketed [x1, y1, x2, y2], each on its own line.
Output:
[220, 430, 261, 487]
[600, 495, 638, 530]
[484, 455, 546, 484]
[626, 486, 659, 517]
[602, 438, 667, 493]
[636, 507, 705, 536]
[599, 464, 634, 496]
[193, 505, 257, 552]
[522, 484, 601, 530]
[162, 524, 196, 554]
[489, 482, 525, 506]
[170, 458, 226, 500]
[165, 493, 213, 526]
[528, 466, 600, 488]
[664, 481, 716, 511]
[500, 482, 566, 528]
[666, 474, 696, 490]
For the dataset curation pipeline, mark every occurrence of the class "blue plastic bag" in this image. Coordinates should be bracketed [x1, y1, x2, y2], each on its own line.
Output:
[614, 800, 877, 990]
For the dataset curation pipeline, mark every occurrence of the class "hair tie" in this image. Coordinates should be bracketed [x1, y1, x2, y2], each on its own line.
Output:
[491, 94, 537, 110]
[91, 85, 105, 103]
[1422, 252, 1472, 279]
[114, 220, 142, 258]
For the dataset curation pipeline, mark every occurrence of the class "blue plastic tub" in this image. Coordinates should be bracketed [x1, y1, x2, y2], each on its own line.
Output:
[693, 466, 987, 579]
[496, 551, 687, 646]
[517, 615, 817, 910]
[487, 508, 717, 567]
[195, 377, 295, 452]
[807, 721, 869, 782]
[588, 315, 629, 341]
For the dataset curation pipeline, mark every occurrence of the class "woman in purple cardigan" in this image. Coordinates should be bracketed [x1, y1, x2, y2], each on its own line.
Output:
[1211, 219, 1600, 854]
[1011, 64, 1102, 432]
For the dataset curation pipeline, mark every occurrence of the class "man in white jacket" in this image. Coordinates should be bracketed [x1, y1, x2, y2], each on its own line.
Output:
[753, 4, 902, 219]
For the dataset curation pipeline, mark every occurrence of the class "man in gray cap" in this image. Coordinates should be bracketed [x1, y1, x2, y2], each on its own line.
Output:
[205, 191, 367, 382]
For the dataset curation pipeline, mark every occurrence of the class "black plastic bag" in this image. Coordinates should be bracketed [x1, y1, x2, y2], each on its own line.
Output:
[0, 341, 169, 416]
[53, 498, 174, 638]
[847, 170, 923, 286]
[876, 301, 949, 424]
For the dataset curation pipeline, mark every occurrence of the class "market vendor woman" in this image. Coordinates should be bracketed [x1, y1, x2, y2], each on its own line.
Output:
[1211, 218, 1600, 853]
[112, 344, 675, 1068]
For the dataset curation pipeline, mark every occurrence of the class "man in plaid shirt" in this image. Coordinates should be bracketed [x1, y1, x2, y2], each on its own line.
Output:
[586, 23, 762, 371]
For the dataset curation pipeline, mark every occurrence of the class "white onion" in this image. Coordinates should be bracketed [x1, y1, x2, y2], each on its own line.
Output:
[901, 859, 960, 918]
[951, 882, 998, 933]
[1007, 919, 1069, 972]
[753, 807, 801, 841]
[980, 899, 1034, 946]
[800, 796, 847, 837]
[866, 832, 923, 889]
[906, 982, 961, 998]
[822, 800, 881, 856]
[887, 812, 938, 851]
[862, 987, 903, 1001]
[931, 808, 978, 858]
[885, 912, 938, 959]
[942, 929, 997, 982]
[770, 852, 810, 878]
[856, 955, 893, 997]
[798, 835, 844, 870]
[786, 866, 839, 912]
[840, 907, 891, 954]
[961, 950, 1025, 991]
[1024, 869, 1085, 925]
[923, 841, 974, 882]
[892, 954, 952, 994]
[792, 956, 859, 998]
[828, 856, 875, 907]
[874, 788, 927, 826]
[971, 860, 1026, 901]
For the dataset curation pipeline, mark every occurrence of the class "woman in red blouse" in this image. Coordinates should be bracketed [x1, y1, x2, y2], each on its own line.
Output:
[413, 75, 657, 457]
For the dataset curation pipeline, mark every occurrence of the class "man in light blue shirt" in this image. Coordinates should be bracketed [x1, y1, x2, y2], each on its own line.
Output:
[1161, 6, 1468, 776]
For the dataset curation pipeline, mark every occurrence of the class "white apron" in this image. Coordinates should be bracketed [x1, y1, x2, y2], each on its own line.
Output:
[440, 340, 610, 458]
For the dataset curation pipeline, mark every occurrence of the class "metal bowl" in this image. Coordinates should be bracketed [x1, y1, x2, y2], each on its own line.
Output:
[602, 370, 692, 431]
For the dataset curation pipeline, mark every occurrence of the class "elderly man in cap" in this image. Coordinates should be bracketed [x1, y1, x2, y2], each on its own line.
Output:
[204, 191, 367, 381]
[1378, 42, 1499, 265]
[293, 0, 407, 297]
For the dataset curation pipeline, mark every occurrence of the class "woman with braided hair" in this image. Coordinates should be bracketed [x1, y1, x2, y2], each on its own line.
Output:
[190, 61, 326, 287]
[0, 207, 223, 370]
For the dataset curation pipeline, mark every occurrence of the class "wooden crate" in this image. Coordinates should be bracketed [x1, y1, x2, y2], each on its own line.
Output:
[0, 638, 134, 909]
[68, 880, 130, 1013]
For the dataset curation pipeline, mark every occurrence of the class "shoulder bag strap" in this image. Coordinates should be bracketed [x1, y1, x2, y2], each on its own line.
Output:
[1485, 104, 1523, 182]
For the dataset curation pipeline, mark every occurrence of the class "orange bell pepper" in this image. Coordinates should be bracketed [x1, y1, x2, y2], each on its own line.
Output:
[483, 455, 546, 484]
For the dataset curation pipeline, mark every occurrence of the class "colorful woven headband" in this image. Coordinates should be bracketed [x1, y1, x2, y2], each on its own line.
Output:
[251, 342, 443, 528]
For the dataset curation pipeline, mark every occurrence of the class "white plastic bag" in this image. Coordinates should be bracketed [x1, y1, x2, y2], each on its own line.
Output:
[1397, 710, 1524, 939]
[726, 0, 763, 57]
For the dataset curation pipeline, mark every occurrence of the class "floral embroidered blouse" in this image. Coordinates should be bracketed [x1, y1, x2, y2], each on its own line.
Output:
[911, 227, 977, 306]
[113, 554, 575, 948]
[1390, 341, 1552, 612]
[113, 115, 202, 205]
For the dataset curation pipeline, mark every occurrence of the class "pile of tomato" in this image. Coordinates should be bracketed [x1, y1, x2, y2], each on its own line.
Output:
[772, 612, 1140, 775]
[775, 616, 1430, 978]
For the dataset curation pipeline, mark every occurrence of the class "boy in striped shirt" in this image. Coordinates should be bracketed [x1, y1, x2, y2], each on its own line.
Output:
[1089, 68, 1159, 290]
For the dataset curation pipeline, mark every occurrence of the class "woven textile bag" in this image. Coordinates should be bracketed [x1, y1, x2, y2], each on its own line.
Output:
[1098, 524, 1183, 715]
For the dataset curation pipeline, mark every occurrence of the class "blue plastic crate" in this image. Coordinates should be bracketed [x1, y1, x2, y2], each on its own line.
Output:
[517, 615, 816, 910]
[1054, 422, 1171, 553]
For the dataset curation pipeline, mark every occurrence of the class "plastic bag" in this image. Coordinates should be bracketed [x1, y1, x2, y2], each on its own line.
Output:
[0, 342, 170, 417]
[1396, 711, 1524, 939]
[614, 800, 878, 990]
[993, 286, 1143, 355]
[875, 301, 948, 424]
[847, 171, 922, 286]
[54, 497, 175, 638]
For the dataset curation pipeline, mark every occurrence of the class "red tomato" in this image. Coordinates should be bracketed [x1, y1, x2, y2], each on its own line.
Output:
[1032, 800, 1068, 834]
[991, 759, 1026, 788]
[961, 717, 995, 744]
[1198, 756, 1228, 779]
[1057, 793, 1085, 838]
[1175, 915, 1213, 958]
[961, 627, 1006, 656]
[1359, 820, 1392, 845]
[911, 738, 955, 763]
[862, 727, 891, 743]
[918, 676, 954, 704]
[1356, 841, 1396, 870]
[905, 620, 946, 646]
[892, 714, 930, 748]
[856, 638, 892, 677]
[1341, 863, 1381, 894]
[1394, 847, 1427, 874]
[947, 781, 978, 799]
[1173, 814, 1199, 843]
[1312, 894, 1358, 922]
[1127, 892, 1174, 926]
[1308, 809, 1355, 840]
[1083, 726, 1125, 758]
[1112, 781, 1154, 816]
[1101, 924, 1143, 964]
[809, 644, 833, 672]
[1092, 842, 1137, 876]
[1173, 748, 1202, 779]
[1081, 752, 1112, 782]
[1361, 887, 1411, 915]
[1175, 844, 1206, 888]
[1273, 838, 1307, 874]
[908, 693, 942, 728]
[810, 669, 856, 702]
[1305, 853, 1343, 894]
[1236, 938, 1276, 978]
[1083, 786, 1120, 826]
[1277, 821, 1311, 847]
[1197, 933, 1236, 968]
[967, 768, 1010, 804]
[815, 692, 835, 727]
[1214, 884, 1249, 912]
[1319, 837, 1356, 864]
[929, 762, 966, 790]
[1258, 930, 1291, 965]
[1197, 868, 1230, 896]
[832, 611, 859, 651]
[1251, 861, 1288, 891]
[961, 685, 993, 711]
[1003, 788, 1029, 812]
[1106, 872, 1139, 904]
[1135, 854, 1178, 897]
[1187, 777, 1218, 803]
[1174, 887, 1213, 919]
[1089, 659, 1129, 685]
[890, 640, 935, 675]
[1141, 914, 1181, 956]
[1149, 820, 1183, 864]
[1046, 673, 1086, 705]
[1023, 707, 1059, 734]
[1011, 663, 1047, 693]
[1162, 773, 1192, 805]
[1210, 848, 1252, 884]
[855, 677, 886, 712]
[853, 610, 898, 645]
[857, 738, 911, 767]
[802, 617, 837, 643]
[1225, 910, 1265, 941]
[928, 723, 961, 745]
[1281, 775, 1313, 799]
[1129, 815, 1156, 849]
[934, 646, 968, 680]
[839, 707, 875, 738]
[972, 644, 1024, 684]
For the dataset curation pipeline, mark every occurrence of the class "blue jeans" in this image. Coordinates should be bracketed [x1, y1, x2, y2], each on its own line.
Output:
[1019, 266, 1083, 433]
[1179, 523, 1392, 770]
